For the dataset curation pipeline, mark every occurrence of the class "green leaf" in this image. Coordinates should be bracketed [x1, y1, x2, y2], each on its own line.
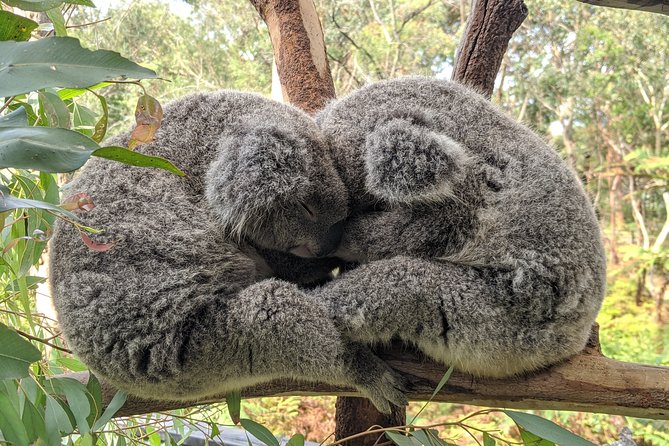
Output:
[0, 322, 41, 379]
[21, 398, 46, 444]
[0, 11, 38, 41]
[85, 373, 103, 427]
[503, 411, 596, 446]
[386, 431, 421, 446]
[409, 366, 453, 424]
[0, 126, 96, 172]
[38, 91, 71, 128]
[0, 107, 28, 127]
[92, 390, 127, 431]
[0, 391, 30, 446]
[520, 430, 555, 446]
[1, 0, 63, 12]
[53, 357, 88, 372]
[1, 185, 79, 221]
[286, 434, 305, 446]
[226, 390, 241, 424]
[412, 429, 446, 446]
[64, 0, 96, 6]
[0, 37, 157, 97]
[91, 92, 108, 143]
[483, 432, 496, 446]
[239, 419, 280, 446]
[57, 82, 110, 101]
[47, 377, 91, 435]
[45, 7, 67, 36]
[44, 393, 74, 438]
[92, 146, 186, 176]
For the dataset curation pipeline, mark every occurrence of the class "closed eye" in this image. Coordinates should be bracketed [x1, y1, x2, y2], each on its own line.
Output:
[299, 201, 317, 221]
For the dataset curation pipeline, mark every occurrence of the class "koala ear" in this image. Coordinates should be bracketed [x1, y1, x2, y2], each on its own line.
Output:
[205, 125, 311, 234]
[364, 111, 468, 204]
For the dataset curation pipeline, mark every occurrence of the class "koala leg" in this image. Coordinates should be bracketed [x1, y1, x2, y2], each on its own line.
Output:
[365, 117, 467, 203]
[313, 256, 595, 378]
[228, 279, 408, 414]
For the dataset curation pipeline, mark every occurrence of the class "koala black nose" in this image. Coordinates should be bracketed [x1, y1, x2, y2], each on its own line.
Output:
[316, 220, 345, 257]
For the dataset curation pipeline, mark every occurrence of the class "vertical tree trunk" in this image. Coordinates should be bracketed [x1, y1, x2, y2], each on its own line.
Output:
[452, 0, 528, 98]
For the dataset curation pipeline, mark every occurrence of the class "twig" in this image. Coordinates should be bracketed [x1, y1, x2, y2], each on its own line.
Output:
[15, 328, 72, 353]
[67, 16, 112, 28]
[0, 96, 16, 115]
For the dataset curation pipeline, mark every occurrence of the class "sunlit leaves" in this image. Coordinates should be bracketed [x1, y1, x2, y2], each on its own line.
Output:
[0, 10, 38, 41]
[92, 146, 185, 176]
[504, 410, 596, 446]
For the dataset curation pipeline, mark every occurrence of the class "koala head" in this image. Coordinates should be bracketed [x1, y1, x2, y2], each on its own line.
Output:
[206, 124, 348, 258]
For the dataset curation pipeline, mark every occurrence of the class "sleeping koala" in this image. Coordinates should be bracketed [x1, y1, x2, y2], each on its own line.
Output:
[308, 77, 606, 378]
[49, 90, 406, 413]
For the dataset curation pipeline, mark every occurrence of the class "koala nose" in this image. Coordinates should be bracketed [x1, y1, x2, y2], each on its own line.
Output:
[315, 220, 345, 257]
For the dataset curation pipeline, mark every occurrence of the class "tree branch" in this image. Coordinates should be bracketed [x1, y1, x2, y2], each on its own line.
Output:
[249, 0, 336, 114]
[74, 342, 669, 420]
[452, 0, 528, 98]
[577, 0, 669, 15]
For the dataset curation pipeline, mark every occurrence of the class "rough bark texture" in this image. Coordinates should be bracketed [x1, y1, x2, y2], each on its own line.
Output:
[451, 0, 528, 98]
[249, 0, 336, 114]
[578, 0, 669, 15]
[335, 398, 406, 445]
[79, 345, 669, 420]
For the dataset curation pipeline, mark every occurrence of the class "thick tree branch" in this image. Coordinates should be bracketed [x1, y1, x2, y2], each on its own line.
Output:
[577, 0, 669, 15]
[452, 0, 528, 98]
[249, 0, 336, 114]
[76, 343, 669, 420]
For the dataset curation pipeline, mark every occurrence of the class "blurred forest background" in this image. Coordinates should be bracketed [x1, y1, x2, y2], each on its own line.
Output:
[73, 0, 669, 442]
[2, 0, 668, 443]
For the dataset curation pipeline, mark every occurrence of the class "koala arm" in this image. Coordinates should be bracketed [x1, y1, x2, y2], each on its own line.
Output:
[364, 114, 468, 204]
[311, 255, 600, 378]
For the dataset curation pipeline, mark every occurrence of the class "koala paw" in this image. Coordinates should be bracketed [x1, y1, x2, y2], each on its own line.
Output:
[365, 117, 466, 203]
[344, 343, 408, 414]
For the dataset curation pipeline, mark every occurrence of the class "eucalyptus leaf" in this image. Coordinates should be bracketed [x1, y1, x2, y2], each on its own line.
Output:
[93, 146, 186, 176]
[0, 37, 156, 97]
[239, 419, 280, 446]
[45, 7, 66, 36]
[226, 390, 241, 424]
[0, 391, 30, 446]
[0, 106, 28, 127]
[0, 322, 41, 379]
[2, 0, 63, 12]
[503, 411, 596, 446]
[47, 377, 91, 435]
[21, 398, 46, 444]
[38, 91, 71, 128]
[44, 394, 74, 438]
[92, 390, 127, 431]
[0, 185, 79, 221]
[0, 10, 38, 41]
[0, 126, 96, 172]
[386, 431, 421, 446]
[286, 434, 305, 446]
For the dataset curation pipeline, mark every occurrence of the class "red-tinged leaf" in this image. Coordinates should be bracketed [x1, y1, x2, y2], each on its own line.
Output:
[61, 193, 95, 212]
[80, 232, 115, 252]
[128, 123, 159, 150]
[128, 94, 162, 150]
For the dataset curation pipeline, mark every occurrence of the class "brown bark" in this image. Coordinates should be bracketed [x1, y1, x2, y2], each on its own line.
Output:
[577, 0, 669, 15]
[335, 398, 405, 445]
[249, 0, 336, 114]
[76, 343, 669, 420]
[451, 0, 528, 98]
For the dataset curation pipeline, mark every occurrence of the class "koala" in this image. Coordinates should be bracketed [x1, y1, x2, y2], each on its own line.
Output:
[49, 90, 407, 413]
[304, 77, 607, 378]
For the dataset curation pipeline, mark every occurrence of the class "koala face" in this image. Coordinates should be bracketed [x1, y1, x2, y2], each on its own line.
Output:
[206, 124, 349, 258]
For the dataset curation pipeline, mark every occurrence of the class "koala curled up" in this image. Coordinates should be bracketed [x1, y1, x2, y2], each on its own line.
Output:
[305, 77, 607, 377]
[49, 91, 407, 413]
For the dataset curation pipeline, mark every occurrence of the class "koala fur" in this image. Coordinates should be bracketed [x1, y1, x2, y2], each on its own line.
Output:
[308, 77, 607, 378]
[49, 90, 407, 413]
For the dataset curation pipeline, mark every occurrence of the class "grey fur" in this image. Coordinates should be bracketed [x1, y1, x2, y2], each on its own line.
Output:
[309, 77, 606, 377]
[49, 91, 407, 413]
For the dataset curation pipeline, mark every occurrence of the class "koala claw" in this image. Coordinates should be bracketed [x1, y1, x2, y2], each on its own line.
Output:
[344, 343, 408, 414]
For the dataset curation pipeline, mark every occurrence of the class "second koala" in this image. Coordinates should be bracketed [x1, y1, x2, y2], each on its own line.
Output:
[310, 77, 606, 377]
